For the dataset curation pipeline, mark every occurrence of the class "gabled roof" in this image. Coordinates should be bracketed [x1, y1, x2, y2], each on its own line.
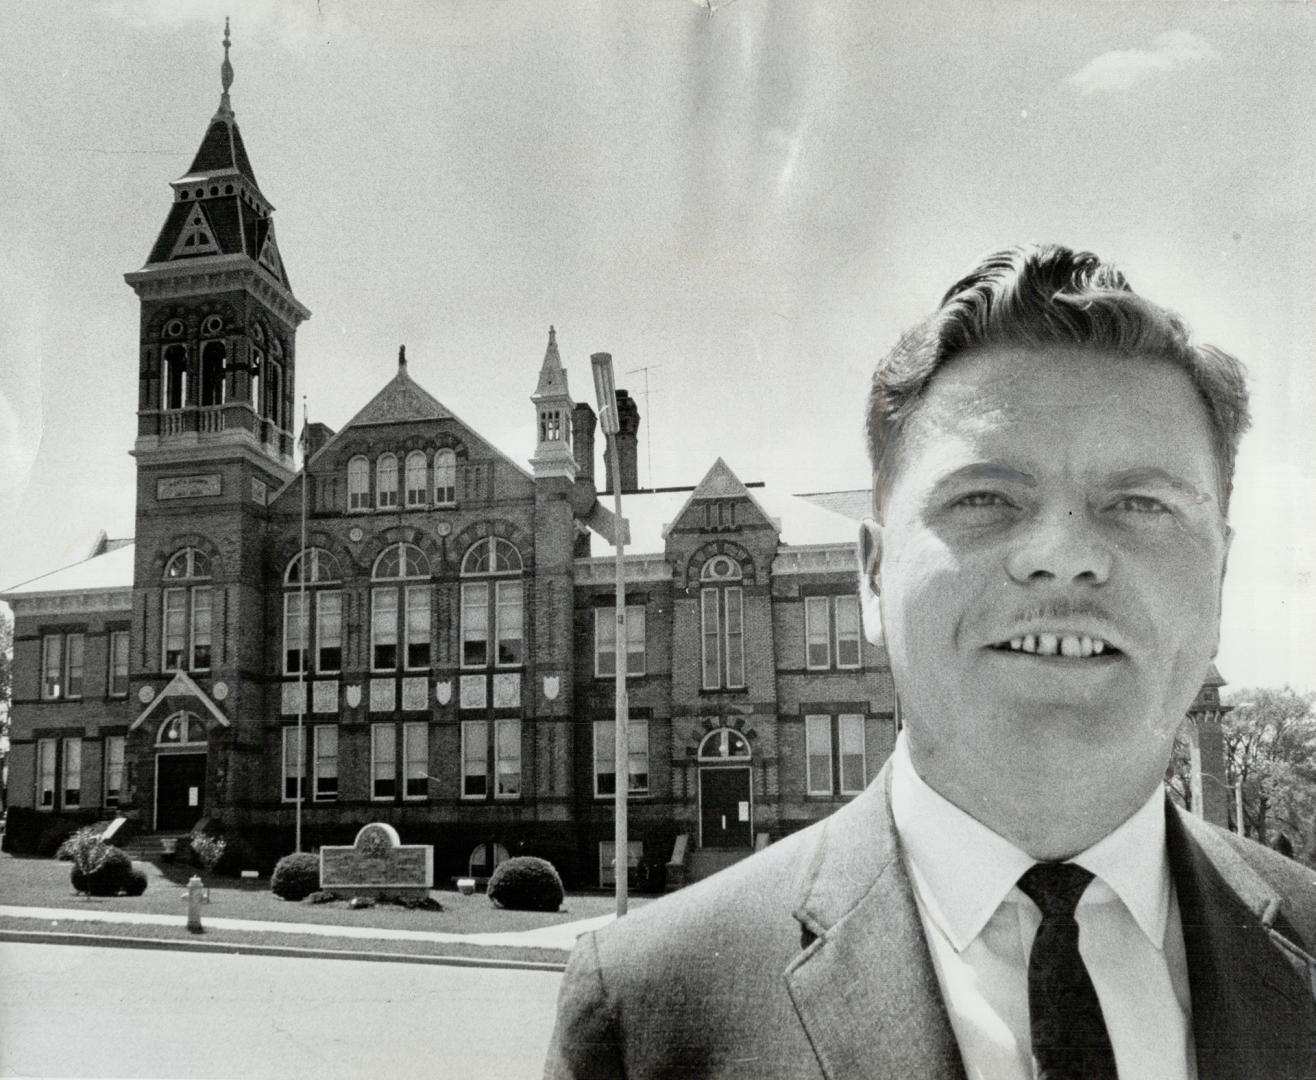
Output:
[796, 489, 872, 521]
[1, 542, 135, 599]
[342, 355, 456, 428]
[664, 457, 780, 535]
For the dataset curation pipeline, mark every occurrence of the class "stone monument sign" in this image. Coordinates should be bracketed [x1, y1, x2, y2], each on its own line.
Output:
[319, 823, 434, 899]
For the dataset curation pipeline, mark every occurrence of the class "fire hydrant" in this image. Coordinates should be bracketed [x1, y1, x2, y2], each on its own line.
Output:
[183, 875, 208, 933]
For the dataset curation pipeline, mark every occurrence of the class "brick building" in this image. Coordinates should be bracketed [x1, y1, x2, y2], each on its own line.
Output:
[1, 46, 896, 885]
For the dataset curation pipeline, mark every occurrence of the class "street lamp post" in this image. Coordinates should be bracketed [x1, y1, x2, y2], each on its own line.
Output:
[591, 352, 629, 918]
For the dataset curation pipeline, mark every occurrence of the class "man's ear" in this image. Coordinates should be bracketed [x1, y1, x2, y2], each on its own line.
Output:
[1212, 523, 1234, 657]
[857, 518, 883, 646]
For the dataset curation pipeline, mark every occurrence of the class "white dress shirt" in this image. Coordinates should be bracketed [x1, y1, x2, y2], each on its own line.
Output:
[889, 733, 1197, 1080]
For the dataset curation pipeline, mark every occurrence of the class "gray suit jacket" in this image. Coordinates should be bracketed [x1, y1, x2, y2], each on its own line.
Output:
[544, 764, 1316, 1079]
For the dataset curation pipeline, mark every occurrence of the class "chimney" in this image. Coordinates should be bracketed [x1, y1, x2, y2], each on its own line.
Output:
[302, 422, 335, 460]
[602, 389, 641, 493]
[572, 402, 597, 485]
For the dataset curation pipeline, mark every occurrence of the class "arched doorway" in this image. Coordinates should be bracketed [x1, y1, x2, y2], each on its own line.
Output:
[698, 728, 753, 849]
[469, 842, 509, 879]
[155, 711, 208, 831]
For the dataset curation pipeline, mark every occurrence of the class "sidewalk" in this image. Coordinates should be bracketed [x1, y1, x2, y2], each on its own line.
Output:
[0, 903, 613, 952]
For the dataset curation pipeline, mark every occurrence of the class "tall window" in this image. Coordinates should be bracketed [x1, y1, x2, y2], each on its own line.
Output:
[104, 735, 125, 808]
[108, 630, 129, 696]
[404, 722, 429, 799]
[405, 451, 427, 507]
[314, 725, 338, 802]
[461, 718, 522, 799]
[460, 537, 523, 667]
[62, 737, 82, 808]
[433, 449, 456, 505]
[372, 723, 397, 800]
[806, 713, 867, 796]
[371, 543, 430, 671]
[347, 455, 370, 511]
[281, 726, 305, 802]
[199, 341, 226, 407]
[805, 595, 862, 670]
[283, 548, 342, 675]
[163, 344, 188, 410]
[36, 739, 56, 808]
[267, 358, 284, 428]
[376, 454, 399, 509]
[40, 633, 84, 699]
[594, 606, 646, 677]
[700, 555, 745, 689]
[162, 548, 212, 671]
[593, 719, 650, 797]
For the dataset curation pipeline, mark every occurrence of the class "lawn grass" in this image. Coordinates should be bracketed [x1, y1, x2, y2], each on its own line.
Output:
[0, 851, 647, 935]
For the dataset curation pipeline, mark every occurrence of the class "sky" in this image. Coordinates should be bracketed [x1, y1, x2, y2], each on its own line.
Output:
[0, 0, 1312, 693]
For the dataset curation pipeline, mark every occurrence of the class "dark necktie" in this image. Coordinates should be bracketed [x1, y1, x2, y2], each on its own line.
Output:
[1017, 863, 1119, 1080]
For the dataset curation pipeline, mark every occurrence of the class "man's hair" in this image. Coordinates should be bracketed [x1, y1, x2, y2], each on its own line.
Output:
[866, 243, 1251, 513]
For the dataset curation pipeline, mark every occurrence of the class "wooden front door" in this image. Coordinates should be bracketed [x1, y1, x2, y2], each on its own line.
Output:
[700, 767, 752, 848]
[156, 753, 206, 831]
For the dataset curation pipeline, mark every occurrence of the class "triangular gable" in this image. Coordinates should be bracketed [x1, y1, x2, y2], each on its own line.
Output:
[169, 203, 221, 258]
[257, 226, 284, 280]
[663, 457, 780, 537]
[129, 670, 230, 732]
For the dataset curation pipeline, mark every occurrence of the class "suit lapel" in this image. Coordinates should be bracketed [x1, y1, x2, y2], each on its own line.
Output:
[785, 765, 967, 1080]
[1167, 805, 1316, 1080]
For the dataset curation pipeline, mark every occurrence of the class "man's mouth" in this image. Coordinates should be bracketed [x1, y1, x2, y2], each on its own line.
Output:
[989, 634, 1120, 659]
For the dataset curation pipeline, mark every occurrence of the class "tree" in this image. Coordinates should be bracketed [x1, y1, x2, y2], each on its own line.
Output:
[1222, 688, 1316, 865]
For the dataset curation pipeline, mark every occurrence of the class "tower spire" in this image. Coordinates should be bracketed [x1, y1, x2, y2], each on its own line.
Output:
[218, 17, 234, 117]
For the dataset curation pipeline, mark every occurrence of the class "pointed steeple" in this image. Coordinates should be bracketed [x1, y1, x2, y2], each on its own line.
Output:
[530, 326, 577, 481]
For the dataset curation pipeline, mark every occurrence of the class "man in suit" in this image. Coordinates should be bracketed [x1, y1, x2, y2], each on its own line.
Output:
[544, 244, 1316, 1079]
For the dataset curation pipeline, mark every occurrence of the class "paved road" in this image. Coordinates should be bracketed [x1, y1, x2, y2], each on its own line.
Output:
[0, 942, 564, 1079]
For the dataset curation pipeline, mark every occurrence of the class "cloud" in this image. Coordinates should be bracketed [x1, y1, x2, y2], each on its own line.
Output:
[1067, 30, 1219, 95]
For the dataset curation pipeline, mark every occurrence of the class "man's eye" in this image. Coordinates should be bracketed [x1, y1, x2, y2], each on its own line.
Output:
[952, 491, 1010, 509]
[1112, 495, 1169, 514]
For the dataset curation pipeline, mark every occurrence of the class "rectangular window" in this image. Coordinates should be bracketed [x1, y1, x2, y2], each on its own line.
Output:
[495, 718, 521, 799]
[314, 725, 338, 801]
[109, 630, 130, 696]
[42, 635, 63, 699]
[405, 585, 431, 669]
[805, 596, 831, 669]
[104, 735, 125, 808]
[284, 592, 308, 674]
[404, 722, 428, 799]
[836, 596, 862, 669]
[495, 581, 523, 665]
[62, 737, 82, 808]
[282, 726, 306, 802]
[37, 739, 57, 808]
[64, 634, 85, 699]
[700, 590, 720, 689]
[317, 591, 343, 674]
[462, 720, 488, 798]
[598, 840, 643, 888]
[405, 455, 428, 507]
[372, 588, 399, 670]
[805, 714, 833, 796]
[163, 588, 187, 669]
[433, 452, 456, 505]
[371, 723, 397, 800]
[593, 719, 650, 797]
[724, 587, 745, 688]
[461, 582, 489, 667]
[594, 606, 647, 678]
[839, 714, 867, 794]
[191, 586, 212, 670]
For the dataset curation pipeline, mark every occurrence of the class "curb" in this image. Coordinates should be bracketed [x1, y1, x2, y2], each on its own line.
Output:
[0, 927, 568, 972]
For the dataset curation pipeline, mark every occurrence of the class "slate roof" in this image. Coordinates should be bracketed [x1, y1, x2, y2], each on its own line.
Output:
[187, 115, 262, 191]
[795, 489, 872, 521]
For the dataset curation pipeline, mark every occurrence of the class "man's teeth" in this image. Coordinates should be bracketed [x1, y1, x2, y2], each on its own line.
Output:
[1006, 634, 1108, 658]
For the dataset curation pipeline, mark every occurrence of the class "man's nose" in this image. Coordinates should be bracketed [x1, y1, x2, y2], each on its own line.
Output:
[1004, 510, 1113, 586]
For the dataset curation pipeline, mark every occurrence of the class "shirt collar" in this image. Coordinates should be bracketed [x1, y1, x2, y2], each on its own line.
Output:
[889, 732, 1171, 952]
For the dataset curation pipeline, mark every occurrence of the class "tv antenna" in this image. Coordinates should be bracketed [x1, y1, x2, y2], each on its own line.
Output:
[626, 364, 661, 489]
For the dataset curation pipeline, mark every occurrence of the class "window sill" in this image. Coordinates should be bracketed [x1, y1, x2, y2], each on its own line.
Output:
[698, 686, 748, 695]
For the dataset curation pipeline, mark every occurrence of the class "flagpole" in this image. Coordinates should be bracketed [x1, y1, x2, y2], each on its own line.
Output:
[295, 397, 308, 853]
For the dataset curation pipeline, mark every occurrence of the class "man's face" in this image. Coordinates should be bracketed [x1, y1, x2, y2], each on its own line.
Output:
[863, 345, 1230, 809]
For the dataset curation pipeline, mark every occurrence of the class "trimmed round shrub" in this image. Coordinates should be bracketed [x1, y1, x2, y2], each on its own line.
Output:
[124, 867, 149, 896]
[487, 856, 564, 912]
[270, 852, 321, 901]
[71, 846, 133, 897]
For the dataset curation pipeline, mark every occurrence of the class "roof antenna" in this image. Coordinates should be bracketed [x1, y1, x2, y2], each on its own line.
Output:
[218, 17, 234, 116]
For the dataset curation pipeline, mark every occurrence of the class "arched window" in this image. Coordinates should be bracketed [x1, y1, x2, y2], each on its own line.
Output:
[283, 549, 343, 675]
[405, 451, 428, 508]
[162, 548, 212, 672]
[199, 341, 226, 407]
[468, 842, 509, 878]
[433, 449, 456, 505]
[376, 454, 399, 509]
[698, 727, 751, 761]
[267, 358, 284, 428]
[163, 344, 188, 410]
[460, 537, 523, 667]
[158, 711, 207, 746]
[347, 456, 370, 511]
[371, 543, 430, 670]
[699, 555, 745, 690]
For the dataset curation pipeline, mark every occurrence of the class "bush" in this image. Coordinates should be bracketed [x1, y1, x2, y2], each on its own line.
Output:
[57, 825, 106, 863]
[188, 832, 227, 873]
[270, 852, 321, 901]
[71, 846, 133, 897]
[487, 856, 564, 912]
[124, 867, 149, 896]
